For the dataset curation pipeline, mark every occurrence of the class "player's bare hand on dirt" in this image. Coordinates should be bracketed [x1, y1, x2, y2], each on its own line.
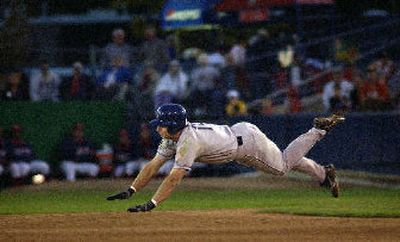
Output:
[127, 200, 156, 212]
[107, 187, 135, 200]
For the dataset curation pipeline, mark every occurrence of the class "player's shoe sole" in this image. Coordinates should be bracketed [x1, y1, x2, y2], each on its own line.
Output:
[313, 114, 345, 132]
[321, 164, 339, 198]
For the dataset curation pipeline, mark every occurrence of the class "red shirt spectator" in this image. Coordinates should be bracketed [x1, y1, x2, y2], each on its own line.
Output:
[286, 85, 302, 113]
[358, 69, 390, 111]
[359, 71, 389, 102]
[376, 77, 390, 102]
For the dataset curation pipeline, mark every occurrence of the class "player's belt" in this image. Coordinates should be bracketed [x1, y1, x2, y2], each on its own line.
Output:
[237, 136, 243, 146]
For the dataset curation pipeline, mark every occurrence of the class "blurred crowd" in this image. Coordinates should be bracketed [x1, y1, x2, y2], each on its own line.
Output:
[0, 25, 253, 118]
[322, 56, 396, 114]
[1, 24, 399, 118]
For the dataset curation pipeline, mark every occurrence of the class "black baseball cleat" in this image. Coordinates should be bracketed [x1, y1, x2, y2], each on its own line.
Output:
[320, 164, 339, 198]
[313, 114, 345, 132]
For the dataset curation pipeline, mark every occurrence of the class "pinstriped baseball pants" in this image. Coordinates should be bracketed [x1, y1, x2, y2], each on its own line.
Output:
[231, 122, 326, 182]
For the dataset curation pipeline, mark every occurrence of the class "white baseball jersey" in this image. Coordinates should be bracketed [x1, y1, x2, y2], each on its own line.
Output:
[157, 121, 326, 182]
[157, 122, 238, 171]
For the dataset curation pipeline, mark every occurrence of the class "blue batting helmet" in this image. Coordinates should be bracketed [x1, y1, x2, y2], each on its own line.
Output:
[150, 103, 188, 134]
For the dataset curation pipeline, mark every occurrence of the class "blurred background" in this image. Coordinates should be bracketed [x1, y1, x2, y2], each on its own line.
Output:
[0, 0, 399, 188]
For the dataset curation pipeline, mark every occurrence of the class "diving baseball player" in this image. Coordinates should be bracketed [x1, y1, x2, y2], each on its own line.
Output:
[107, 103, 344, 212]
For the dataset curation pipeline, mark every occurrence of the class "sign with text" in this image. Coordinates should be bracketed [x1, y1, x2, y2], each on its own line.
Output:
[165, 9, 202, 22]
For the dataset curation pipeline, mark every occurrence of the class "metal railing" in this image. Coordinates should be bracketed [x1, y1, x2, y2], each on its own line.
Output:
[247, 17, 400, 106]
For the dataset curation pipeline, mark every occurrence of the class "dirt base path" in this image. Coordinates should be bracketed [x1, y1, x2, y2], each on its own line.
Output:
[1, 209, 399, 242]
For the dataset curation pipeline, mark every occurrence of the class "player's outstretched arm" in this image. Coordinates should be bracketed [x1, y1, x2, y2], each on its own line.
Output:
[127, 168, 187, 212]
[106, 154, 167, 201]
[130, 154, 168, 192]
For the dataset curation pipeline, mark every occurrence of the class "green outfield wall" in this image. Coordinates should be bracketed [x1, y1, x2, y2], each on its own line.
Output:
[0, 101, 126, 165]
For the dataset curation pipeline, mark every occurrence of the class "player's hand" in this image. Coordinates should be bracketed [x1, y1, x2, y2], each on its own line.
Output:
[127, 200, 156, 212]
[106, 187, 135, 200]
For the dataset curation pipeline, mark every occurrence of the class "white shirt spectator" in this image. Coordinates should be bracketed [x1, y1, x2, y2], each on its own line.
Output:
[102, 43, 133, 68]
[30, 67, 61, 102]
[290, 65, 302, 87]
[191, 65, 220, 91]
[208, 52, 226, 69]
[155, 71, 188, 100]
[230, 44, 246, 67]
[322, 79, 354, 111]
[102, 29, 133, 68]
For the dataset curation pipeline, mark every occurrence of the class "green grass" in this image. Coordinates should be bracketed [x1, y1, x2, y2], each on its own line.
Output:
[1, 186, 399, 217]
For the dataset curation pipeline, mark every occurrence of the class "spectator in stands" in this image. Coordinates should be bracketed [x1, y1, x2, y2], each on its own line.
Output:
[349, 69, 365, 111]
[137, 63, 160, 96]
[334, 38, 358, 65]
[1, 69, 29, 101]
[0, 127, 7, 178]
[322, 68, 354, 112]
[30, 61, 61, 102]
[228, 39, 250, 99]
[248, 98, 274, 115]
[166, 34, 177, 60]
[154, 60, 188, 108]
[190, 53, 220, 116]
[329, 83, 351, 114]
[277, 40, 294, 71]
[369, 52, 395, 80]
[96, 57, 132, 100]
[289, 56, 303, 87]
[208, 45, 226, 69]
[60, 123, 99, 182]
[246, 28, 276, 99]
[359, 68, 390, 111]
[60, 62, 94, 101]
[101, 28, 133, 68]
[277, 35, 299, 91]
[230, 38, 246, 67]
[285, 85, 302, 113]
[220, 54, 237, 90]
[334, 38, 346, 63]
[210, 81, 226, 118]
[8, 124, 50, 185]
[134, 64, 161, 118]
[225, 90, 247, 117]
[261, 98, 274, 114]
[112, 128, 142, 177]
[140, 25, 170, 72]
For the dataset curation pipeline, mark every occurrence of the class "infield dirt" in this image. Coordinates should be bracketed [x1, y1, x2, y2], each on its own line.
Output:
[1, 209, 399, 241]
[2, 172, 400, 241]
